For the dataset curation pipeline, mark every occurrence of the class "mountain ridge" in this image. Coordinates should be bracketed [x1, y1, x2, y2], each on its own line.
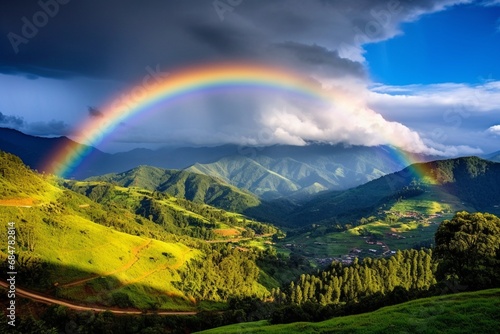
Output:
[288, 156, 500, 226]
[0, 128, 413, 197]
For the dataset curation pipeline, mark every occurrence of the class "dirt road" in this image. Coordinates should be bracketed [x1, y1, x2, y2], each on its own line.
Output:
[0, 281, 197, 316]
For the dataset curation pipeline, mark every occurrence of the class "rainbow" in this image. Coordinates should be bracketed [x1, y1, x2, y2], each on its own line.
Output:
[43, 62, 423, 178]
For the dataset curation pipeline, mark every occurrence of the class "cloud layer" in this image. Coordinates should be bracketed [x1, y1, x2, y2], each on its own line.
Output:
[1, 0, 496, 156]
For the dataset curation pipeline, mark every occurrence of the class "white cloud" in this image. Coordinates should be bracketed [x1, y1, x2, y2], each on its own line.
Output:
[480, 0, 500, 6]
[364, 81, 500, 155]
[259, 95, 444, 156]
[370, 81, 500, 112]
[487, 125, 500, 135]
[422, 139, 483, 156]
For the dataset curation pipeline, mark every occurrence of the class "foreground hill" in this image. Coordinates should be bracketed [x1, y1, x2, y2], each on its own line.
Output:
[197, 288, 500, 334]
[0, 152, 198, 310]
[0, 151, 276, 311]
[289, 156, 500, 226]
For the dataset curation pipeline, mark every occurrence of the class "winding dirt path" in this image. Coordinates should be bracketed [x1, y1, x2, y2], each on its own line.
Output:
[0, 281, 196, 315]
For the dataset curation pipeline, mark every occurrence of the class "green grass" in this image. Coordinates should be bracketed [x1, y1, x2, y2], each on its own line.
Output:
[0, 153, 204, 310]
[196, 288, 500, 333]
[0, 202, 199, 309]
[280, 218, 439, 260]
[389, 185, 473, 214]
[0, 152, 280, 311]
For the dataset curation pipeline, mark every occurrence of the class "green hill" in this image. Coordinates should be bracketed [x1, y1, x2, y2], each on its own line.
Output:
[64, 179, 278, 242]
[196, 288, 500, 334]
[290, 156, 500, 226]
[87, 165, 262, 213]
[0, 151, 276, 311]
[0, 154, 199, 310]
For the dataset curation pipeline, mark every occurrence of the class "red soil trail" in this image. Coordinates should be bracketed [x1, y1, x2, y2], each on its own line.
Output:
[0, 281, 196, 315]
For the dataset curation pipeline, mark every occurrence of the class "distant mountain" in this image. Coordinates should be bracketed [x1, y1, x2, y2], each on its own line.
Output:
[289, 156, 500, 226]
[187, 156, 300, 199]
[186, 145, 414, 199]
[0, 127, 109, 177]
[0, 128, 239, 178]
[484, 150, 500, 162]
[0, 128, 429, 199]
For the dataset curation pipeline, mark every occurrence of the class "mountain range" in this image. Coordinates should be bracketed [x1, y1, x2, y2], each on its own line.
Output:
[2, 127, 500, 211]
[0, 127, 429, 198]
[77, 155, 500, 228]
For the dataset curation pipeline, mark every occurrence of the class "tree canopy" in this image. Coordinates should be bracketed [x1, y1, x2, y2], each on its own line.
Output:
[434, 211, 500, 289]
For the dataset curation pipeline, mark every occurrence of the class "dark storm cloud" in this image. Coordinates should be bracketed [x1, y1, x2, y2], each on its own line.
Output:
[88, 106, 103, 118]
[0, 0, 470, 82]
[2, 0, 482, 155]
[0, 110, 69, 136]
[186, 24, 258, 56]
[0, 111, 25, 127]
[27, 120, 70, 136]
[270, 42, 366, 78]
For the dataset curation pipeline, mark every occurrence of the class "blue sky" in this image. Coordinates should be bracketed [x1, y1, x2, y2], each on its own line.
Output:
[0, 0, 499, 155]
[365, 4, 500, 85]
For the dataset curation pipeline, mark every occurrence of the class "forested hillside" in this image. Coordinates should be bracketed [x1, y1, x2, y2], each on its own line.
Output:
[289, 156, 500, 226]
[0, 151, 281, 312]
[86, 165, 262, 213]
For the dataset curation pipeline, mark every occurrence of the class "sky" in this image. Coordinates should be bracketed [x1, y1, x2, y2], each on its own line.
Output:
[0, 0, 499, 156]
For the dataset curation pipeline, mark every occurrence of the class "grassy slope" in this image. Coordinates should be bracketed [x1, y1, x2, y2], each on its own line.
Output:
[67, 181, 272, 242]
[0, 200, 199, 311]
[0, 151, 277, 309]
[0, 152, 198, 309]
[197, 288, 500, 334]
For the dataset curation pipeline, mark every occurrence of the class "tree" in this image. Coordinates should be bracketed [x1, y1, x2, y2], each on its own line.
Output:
[434, 211, 500, 289]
